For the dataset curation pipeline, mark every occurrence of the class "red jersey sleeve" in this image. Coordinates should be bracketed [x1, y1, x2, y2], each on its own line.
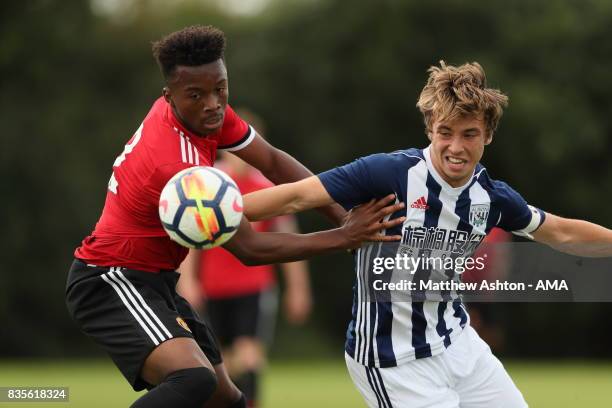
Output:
[217, 105, 255, 151]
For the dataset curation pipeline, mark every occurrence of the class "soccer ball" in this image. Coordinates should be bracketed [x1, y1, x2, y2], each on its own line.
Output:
[159, 166, 243, 249]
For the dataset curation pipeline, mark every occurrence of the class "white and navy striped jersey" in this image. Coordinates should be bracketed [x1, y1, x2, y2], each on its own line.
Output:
[318, 146, 545, 367]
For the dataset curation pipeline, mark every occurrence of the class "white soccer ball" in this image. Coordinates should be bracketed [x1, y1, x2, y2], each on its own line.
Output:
[159, 166, 243, 249]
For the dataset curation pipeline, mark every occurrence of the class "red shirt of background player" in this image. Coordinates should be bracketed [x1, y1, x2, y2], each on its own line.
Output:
[199, 165, 281, 298]
[75, 97, 253, 272]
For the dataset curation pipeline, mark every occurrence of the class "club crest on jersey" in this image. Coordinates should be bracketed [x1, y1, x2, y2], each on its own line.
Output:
[469, 204, 490, 228]
[176, 317, 192, 333]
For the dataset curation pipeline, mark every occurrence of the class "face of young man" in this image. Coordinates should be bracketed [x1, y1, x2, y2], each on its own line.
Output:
[163, 59, 229, 136]
[428, 114, 492, 187]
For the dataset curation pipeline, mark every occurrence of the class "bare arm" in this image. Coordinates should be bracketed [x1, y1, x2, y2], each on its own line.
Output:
[281, 260, 312, 324]
[243, 176, 332, 221]
[274, 216, 312, 325]
[176, 249, 204, 308]
[233, 133, 346, 225]
[532, 212, 612, 257]
[224, 195, 405, 266]
[224, 218, 348, 266]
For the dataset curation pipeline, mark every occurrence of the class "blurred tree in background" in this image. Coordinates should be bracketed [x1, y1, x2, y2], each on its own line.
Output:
[1, 0, 611, 358]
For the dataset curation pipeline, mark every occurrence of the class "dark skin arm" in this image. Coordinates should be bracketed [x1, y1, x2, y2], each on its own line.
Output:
[233, 133, 347, 225]
[223, 194, 405, 266]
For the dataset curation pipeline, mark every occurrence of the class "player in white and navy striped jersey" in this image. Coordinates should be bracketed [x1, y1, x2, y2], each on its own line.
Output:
[320, 145, 544, 367]
[243, 61, 612, 407]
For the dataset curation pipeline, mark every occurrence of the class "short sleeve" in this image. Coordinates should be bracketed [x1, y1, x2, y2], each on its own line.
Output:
[217, 105, 255, 151]
[494, 181, 546, 238]
[317, 153, 398, 210]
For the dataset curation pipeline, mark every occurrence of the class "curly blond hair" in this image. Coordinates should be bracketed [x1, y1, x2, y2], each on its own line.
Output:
[416, 61, 508, 136]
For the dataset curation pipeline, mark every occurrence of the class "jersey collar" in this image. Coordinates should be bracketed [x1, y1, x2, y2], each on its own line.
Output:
[423, 145, 477, 194]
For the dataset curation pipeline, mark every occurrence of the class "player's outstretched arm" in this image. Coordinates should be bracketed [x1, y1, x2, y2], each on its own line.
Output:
[532, 212, 612, 257]
[224, 195, 405, 266]
[233, 134, 346, 225]
[243, 175, 332, 221]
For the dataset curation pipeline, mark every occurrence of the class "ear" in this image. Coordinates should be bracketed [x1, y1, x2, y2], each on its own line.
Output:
[426, 131, 433, 142]
[484, 132, 493, 145]
[162, 86, 171, 103]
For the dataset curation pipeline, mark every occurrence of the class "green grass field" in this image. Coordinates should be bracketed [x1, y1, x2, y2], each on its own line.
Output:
[0, 359, 611, 407]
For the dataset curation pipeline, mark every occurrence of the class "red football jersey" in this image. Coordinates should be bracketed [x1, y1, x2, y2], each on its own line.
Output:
[199, 165, 284, 298]
[75, 97, 254, 272]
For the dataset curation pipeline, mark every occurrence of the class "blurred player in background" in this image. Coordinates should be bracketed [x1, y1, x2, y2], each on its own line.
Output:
[179, 110, 312, 408]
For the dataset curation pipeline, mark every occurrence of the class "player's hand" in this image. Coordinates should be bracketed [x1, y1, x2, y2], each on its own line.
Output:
[340, 194, 405, 249]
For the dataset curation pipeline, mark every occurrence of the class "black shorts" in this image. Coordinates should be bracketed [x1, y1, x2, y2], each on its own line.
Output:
[65, 259, 222, 391]
[206, 287, 278, 347]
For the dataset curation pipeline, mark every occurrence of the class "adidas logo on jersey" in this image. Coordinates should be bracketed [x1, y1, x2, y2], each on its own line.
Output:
[410, 196, 429, 210]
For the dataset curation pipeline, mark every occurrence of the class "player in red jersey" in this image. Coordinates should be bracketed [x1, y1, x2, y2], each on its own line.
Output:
[178, 147, 313, 408]
[66, 25, 405, 408]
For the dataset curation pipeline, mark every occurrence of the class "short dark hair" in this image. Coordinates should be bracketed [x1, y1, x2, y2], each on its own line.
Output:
[152, 25, 226, 80]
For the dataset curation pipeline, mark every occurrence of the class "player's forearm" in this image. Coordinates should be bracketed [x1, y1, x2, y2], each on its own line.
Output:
[177, 249, 199, 278]
[228, 195, 404, 266]
[278, 217, 313, 292]
[261, 148, 346, 225]
[244, 185, 303, 221]
[227, 229, 351, 266]
[245, 176, 335, 221]
[281, 260, 310, 291]
[176, 249, 204, 303]
[254, 229, 352, 265]
[540, 218, 612, 257]
[563, 220, 612, 256]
